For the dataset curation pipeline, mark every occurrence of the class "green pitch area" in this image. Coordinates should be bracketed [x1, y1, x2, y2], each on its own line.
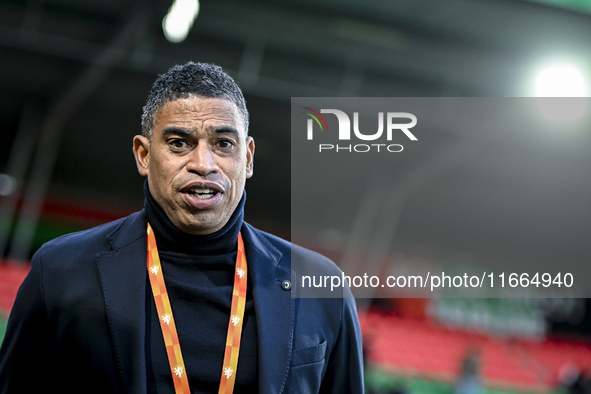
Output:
[0, 317, 7, 344]
[365, 368, 566, 394]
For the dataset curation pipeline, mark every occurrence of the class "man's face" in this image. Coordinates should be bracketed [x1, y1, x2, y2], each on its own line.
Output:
[133, 96, 254, 235]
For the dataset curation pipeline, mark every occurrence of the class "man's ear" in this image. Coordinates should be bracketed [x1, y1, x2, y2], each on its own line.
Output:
[245, 136, 255, 179]
[133, 135, 150, 177]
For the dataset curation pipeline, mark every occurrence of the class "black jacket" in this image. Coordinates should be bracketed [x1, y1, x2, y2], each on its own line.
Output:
[0, 210, 364, 393]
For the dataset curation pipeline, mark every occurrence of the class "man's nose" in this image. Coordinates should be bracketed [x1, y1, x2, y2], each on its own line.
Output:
[186, 143, 218, 176]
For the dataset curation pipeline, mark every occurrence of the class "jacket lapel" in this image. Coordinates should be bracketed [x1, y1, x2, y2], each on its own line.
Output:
[242, 224, 295, 394]
[96, 211, 148, 394]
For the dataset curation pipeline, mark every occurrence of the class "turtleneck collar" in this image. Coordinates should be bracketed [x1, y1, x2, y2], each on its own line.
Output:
[144, 180, 245, 255]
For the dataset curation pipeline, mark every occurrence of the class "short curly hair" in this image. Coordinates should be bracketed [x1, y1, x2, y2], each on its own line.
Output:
[141, 62, 249, 139]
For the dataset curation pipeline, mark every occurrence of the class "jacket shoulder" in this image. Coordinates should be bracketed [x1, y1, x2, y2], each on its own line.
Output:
[36, 210, 145, 270]
[243, 223, 344, 279]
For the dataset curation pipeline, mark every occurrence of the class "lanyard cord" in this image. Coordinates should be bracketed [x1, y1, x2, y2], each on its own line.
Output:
[146, 223, 248, 394]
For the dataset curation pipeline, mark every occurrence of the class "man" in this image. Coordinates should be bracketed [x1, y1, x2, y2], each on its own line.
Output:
[0, 62, 364, 393]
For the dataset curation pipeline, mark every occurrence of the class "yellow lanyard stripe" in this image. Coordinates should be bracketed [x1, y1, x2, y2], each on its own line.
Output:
[146, 223, 248, 394]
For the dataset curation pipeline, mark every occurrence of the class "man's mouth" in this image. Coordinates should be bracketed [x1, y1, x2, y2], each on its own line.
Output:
[186, 188, 217, 199]
[179, 182, 224, 209]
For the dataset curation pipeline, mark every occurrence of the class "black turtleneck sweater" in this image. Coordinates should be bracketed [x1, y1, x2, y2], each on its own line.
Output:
[144, 182, 258, 393]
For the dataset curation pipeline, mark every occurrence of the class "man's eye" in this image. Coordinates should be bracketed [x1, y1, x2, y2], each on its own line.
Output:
[170, 139, 187, 149]
[217, 140, 234, 149]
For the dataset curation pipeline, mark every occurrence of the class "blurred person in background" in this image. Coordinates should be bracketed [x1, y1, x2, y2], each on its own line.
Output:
[0, 62, 363, 393]
[454, 348, 483, 394]
[559, 364, 591, 394]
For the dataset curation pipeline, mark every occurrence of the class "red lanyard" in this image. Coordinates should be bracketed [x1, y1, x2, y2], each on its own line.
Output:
[146, 223, 248, 394]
